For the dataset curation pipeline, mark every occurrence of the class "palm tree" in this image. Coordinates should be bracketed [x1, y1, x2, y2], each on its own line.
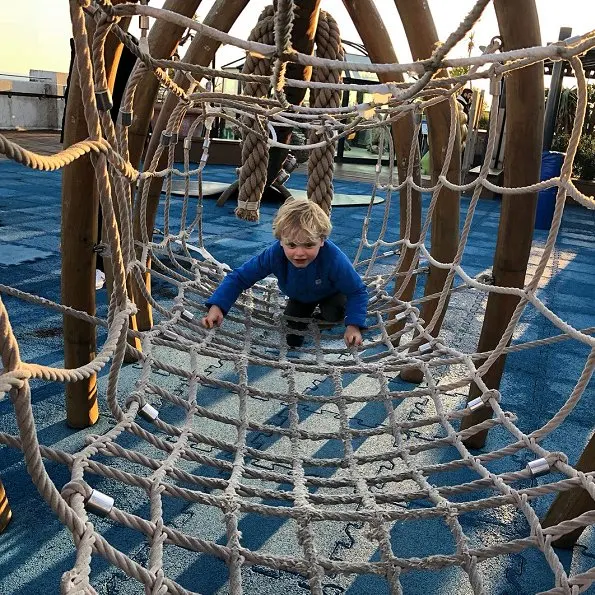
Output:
[552, 84, 595, 180]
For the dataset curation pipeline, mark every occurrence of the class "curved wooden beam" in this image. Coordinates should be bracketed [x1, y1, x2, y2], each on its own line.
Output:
[132, 0, 250, 331]
[460, 0, 544, 448]
[341, 0, 421, 340]
[127, 0, 204, 170]
[133, 0, 322, 329]
[542, 431, 595, 548]
[102, 1, 203, 363]
[394, 0, 461, 383]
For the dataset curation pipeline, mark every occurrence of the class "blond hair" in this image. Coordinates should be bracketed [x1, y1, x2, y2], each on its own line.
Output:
[272, 198, 332, 241]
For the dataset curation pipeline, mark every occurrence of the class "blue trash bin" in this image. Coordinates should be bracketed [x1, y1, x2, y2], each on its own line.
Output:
[535, 151, 565, 230]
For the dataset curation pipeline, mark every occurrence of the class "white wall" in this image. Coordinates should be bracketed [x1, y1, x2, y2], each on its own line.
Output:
[0, 70, 66, 130]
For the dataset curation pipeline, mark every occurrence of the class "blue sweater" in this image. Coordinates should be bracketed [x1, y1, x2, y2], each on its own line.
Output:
[207, 240, 368, 328]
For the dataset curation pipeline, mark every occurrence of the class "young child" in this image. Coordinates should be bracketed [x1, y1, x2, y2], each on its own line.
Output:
[202, 198, 368, 347]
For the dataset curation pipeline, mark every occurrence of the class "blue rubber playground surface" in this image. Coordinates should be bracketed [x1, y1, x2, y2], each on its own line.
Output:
[1, 157, 595, 594]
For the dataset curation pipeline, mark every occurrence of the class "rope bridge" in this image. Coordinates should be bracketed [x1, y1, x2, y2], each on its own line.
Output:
[1, 0, 595, 593]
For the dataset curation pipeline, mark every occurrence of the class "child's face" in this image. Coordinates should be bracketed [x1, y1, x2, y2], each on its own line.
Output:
[281, 233, 324, 268]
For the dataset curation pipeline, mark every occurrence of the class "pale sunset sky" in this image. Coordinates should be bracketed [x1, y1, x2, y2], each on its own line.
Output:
[0, 1, 593, 77]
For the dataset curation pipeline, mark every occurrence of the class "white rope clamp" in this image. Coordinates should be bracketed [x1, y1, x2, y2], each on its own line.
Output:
[236, 200, 261, 212]
[527, 458, 551, 478]
[85, 490, 115, 516]
[138, 403, 159, 422]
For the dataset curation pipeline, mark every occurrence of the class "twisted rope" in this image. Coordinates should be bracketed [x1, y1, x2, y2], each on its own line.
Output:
[235, 5, 276, 222]
[306, 10, 344, 215]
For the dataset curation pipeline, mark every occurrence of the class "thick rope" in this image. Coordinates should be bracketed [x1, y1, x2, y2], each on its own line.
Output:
[235, 5, 275, 222]
[306, 10, 344, 214]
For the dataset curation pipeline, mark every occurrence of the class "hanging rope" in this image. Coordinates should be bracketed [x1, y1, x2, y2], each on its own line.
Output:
[306, 10, 344, 215]
[235, 5, 345, 220]
[235, 5, 276, 221]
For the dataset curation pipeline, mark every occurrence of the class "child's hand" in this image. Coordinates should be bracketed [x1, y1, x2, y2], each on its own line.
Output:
[202, 305, 224, 329]
[344, 325, 363, 347]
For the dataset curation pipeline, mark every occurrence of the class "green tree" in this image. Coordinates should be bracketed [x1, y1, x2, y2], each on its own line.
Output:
[552, 84, 595, 180]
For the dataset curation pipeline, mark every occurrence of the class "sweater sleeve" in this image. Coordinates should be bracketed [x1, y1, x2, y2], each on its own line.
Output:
[331, 248, 368, 328]
[206, 244, 276, 314]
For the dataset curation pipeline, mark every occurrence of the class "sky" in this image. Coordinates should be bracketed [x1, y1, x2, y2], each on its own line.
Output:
[0, 1, 593, 78]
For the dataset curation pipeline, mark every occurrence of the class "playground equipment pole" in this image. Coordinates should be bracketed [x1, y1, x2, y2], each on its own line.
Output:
[103, 1, 201, 363]
[132, 0, 250, 331]
[341, 0, 422, 336]
[61, 3, 136, 428]
[394, 0, 461, 382]
[460, 0, 544, 448]
[126, 0, 204, 170]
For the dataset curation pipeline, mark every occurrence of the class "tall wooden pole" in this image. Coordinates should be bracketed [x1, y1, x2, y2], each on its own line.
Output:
[0, 478, 11, 532]
[61, 3, 135, 428]
[132, 0, 250, 331]
[460, 0, 544, 448]
[341, 0, 422, 332]
[103, 1, 202, 358]
[394, 0, 461, 382]
[127, 0, 204, 170]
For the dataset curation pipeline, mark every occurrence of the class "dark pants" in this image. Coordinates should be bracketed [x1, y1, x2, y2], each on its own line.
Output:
[284, 293, 346, 347]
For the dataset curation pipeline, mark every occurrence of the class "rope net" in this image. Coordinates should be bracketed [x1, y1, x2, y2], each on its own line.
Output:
[1, 1, 595, 593]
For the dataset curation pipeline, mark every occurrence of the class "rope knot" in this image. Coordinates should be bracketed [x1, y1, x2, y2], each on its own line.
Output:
[545, 451, 569, 469]
[61, 480, 92, 506]
[60, 568, 91, 593]
[481, 389, 501, 405]
[125, 392, 145, 410]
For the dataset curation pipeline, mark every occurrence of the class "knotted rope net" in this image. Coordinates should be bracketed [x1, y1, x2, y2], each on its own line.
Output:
[1, 1, 595, 593]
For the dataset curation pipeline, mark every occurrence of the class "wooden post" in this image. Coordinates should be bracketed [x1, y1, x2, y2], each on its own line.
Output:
[542, 432, 595, 548]
[62, 9, 126, 427]
[132, 0, 250, 331]
[126, 0, 204, 170]
[341, 0, 422, 337]
[103, 0, 202, 361]
[460, 0, 544, 448]
[99, 15, 143, 363]
[0, 478, 11, 532]
[394, 0, 461, 382]
[61, 13, 99, 428]
[132, 1, 250, 326]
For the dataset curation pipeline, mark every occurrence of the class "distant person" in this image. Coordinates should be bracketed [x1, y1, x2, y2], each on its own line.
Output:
[457, 88, 473, 117]
[202, 198, 368, 348]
